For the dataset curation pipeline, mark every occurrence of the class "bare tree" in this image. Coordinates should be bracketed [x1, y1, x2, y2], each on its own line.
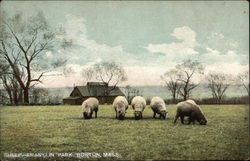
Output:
[30, 88, 48, 104]
[0, 61, 23, 105]
[124, 85, 142, 104]
[161, 69, 181, 103]
[237, 71, 249, 96]
[176, 59, 204, 100]
[206, 72, 232, 104]
[82, 67, 94, 85]
[0, 11, 68, 104]
[83, 61, 127, 96]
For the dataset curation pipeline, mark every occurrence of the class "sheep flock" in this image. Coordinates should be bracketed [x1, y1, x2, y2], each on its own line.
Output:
[81, 96, 207, 125]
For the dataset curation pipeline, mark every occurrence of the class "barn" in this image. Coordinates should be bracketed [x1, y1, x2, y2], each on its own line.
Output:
[63, 82, 125, 105]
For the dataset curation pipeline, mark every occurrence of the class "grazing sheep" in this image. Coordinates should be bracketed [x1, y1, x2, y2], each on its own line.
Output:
[174, 99, 207, 125]
[150, 96, 167, 119]
[113, 96, 129, 120]
[131, 96, 146, 120]
[82, 97, 99, 119]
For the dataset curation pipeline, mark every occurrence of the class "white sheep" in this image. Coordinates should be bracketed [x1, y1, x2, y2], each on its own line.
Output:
[131, 96, 146, 120]
[174, 99, 207, 125]
[82, 97, 99, 119]
[150, 96, 167, 119]
[113, 96, 129, 120]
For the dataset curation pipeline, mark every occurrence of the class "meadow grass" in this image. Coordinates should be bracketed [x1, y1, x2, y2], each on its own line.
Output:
[0, 104, 249, 160]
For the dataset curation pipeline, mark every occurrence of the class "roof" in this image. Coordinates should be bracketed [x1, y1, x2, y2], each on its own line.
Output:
[63, 96, 81, 100]
[87, 82, 107, 86]
[73, 85, 124, 97]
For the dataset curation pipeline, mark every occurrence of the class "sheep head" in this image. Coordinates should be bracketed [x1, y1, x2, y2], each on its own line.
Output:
[199, 116, 207, 125]
[197, 109, 207, 125]
[117, 110, 126, 120]
[83, 105, 93, 119]
[160, 111, 167, 119]
[134, 111, 142, 120]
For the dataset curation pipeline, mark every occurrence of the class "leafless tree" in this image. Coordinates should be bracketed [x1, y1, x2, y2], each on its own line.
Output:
[206, 72, 232, 104]
[82, 67, 94, 85]
[83, 61, 127, 96]
[161, 69, 182, 103]
[124, 85, 142, 104]
[30, 88, 48, 104]
[237, 71, 249, 96]
[0, 11, 68, 104]
[0, 61, 23, 105]
[176, 59, 204, 101]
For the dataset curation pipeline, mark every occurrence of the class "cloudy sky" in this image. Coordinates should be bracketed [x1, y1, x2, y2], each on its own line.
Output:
[1, 1, 249, 87]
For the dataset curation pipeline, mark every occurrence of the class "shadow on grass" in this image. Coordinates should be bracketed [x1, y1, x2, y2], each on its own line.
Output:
[68, 116, 171, 121]
[68, 117, 209, 126]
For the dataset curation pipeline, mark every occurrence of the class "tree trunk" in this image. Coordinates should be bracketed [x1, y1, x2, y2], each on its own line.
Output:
[173, 94, 176, 104]
[18, 89, 23, 104]
[183, 87, 187, 101]
[23, 88, 29, 104]
[6, 89, 13, 105]
[218, 97, 222, 104]
[13, 88, 18, 105]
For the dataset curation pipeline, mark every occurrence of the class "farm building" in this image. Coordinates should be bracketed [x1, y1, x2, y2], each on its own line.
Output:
[63, 82, 125, 105]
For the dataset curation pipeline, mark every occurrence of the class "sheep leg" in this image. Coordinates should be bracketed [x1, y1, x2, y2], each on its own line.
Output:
[174, 114, 179, 123]
[95, 110, 98, 118]
[188, 117, 194, 125]
[153, 112, 156, 119]
[180, 116, 184, 124]
[189, 112, 196, 124]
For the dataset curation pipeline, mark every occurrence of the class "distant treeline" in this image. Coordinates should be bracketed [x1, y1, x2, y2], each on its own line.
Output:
[162, 96, 249, 105]
[0, 87, 249, 106]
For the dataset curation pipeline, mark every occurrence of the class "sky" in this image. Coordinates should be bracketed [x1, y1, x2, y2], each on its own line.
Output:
[1, 1, 249, 87]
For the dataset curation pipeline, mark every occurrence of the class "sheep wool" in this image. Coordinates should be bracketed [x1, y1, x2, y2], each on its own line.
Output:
[131, 96, 146, 120]
[82, 97, 99, 119]
[150, 96, 167, 119]
[113, 96, 129, 120]
[174, 99, 207, 125]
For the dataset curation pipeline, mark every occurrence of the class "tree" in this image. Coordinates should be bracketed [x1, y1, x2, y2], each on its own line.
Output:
[161, 69, 182, 103]
[237, 71, 249, 96]
[82, 61, 127, 96]
[0, 11, 67, 104]
[0, 61, 23, 105]
[206, 72, 232, 104]
[176, 59, 204, 100]
[82, 67, 94, 85]
[30, 88, 48, 104]
[124, 85, 142, 104]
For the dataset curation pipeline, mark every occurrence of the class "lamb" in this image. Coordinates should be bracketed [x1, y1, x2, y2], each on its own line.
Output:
[174, 99, 207, 125]
[82, 97, 99, 119]
[113, 96, 129, 120]
[150, 96, 167, 119]
[131, 96, 146, 120]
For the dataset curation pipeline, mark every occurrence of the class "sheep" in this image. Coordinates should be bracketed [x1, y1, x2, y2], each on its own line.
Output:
[113, 96, 129, 120]
[82, 97, 99, 119]
[131, 96, 146, 120]
[174, 99, 207, 125]
[150, 96, 167, 119]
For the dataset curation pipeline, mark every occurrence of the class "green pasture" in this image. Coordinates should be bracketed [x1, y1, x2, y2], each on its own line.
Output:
[0, 105, 249, 160]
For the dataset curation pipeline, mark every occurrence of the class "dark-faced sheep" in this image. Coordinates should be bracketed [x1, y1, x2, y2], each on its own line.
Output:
[113, 96, 128, 120]
[131, 96, 146, 120]
[150, 96, 167, 119]
[82, 97, 99, 119]
[174, 99, 207, 125]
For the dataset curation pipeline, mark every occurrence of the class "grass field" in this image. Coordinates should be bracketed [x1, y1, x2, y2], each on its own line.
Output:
[0, 104, 249, 160]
